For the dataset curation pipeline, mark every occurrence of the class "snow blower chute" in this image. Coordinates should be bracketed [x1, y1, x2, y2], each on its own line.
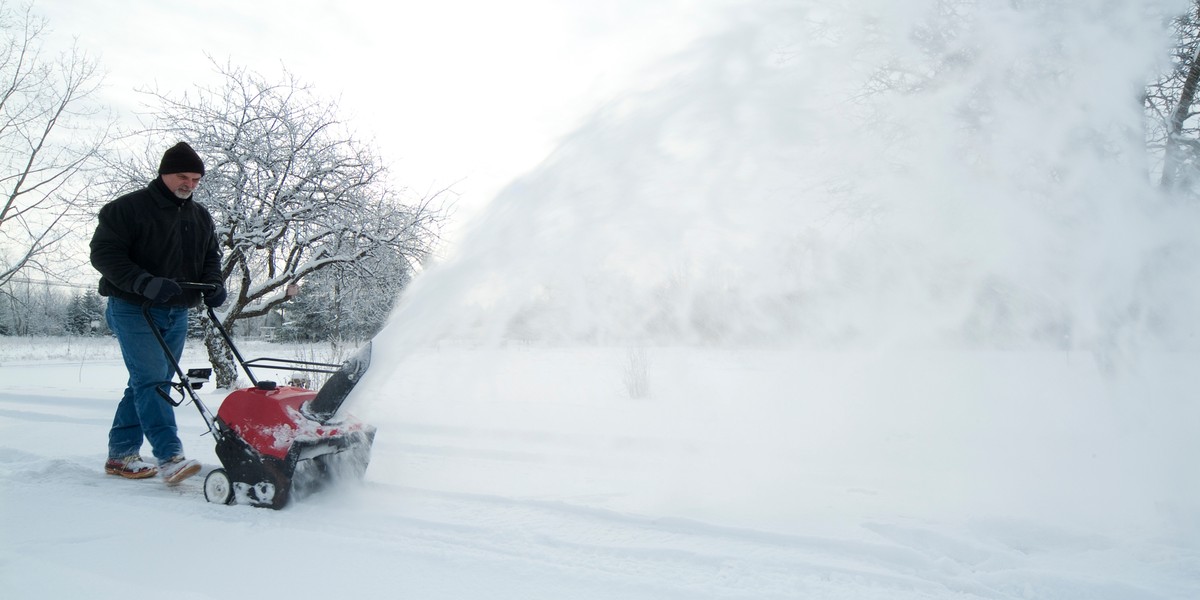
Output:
[145, 282, 376, 509]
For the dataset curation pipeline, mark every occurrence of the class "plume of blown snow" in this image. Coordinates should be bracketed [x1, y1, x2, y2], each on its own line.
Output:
[374, 0, 1199, 361]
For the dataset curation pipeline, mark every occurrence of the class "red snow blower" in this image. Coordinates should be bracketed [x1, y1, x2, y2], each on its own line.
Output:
[145, 282, 376, 509]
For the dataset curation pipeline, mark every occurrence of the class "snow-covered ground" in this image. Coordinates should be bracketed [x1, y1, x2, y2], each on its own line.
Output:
[1, 338, 1197, 599]
[6, 1, 1200, 598]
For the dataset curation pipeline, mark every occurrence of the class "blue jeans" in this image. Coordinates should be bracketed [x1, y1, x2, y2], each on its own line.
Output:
[105, 297, 190, 463]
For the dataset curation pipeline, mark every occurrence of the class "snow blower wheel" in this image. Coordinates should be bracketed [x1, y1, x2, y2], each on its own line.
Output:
[204, 468, 234, 505]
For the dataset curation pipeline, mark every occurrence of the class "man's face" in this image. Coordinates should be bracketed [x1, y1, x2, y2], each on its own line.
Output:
[162, 172, 202, 199]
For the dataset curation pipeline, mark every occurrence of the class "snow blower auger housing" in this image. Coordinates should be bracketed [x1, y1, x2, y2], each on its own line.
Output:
[145, 283, 376, 509]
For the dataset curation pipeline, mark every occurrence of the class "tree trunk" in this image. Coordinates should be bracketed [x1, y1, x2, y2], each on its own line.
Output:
[1162, 11, 1200, 189]
[202, 316, 239, 388]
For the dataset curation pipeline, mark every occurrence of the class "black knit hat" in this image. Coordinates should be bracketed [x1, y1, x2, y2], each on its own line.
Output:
[158, 142, 205, 176]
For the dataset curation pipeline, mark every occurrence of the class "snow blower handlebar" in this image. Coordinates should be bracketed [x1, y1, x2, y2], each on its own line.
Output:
[177, 282, 346, 390]
[187, 282, 374, 425]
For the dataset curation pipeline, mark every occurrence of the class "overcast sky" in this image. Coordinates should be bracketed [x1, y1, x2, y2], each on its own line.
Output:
[39, 0, 729, 225]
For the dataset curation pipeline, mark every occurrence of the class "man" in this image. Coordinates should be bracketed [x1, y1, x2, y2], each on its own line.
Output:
[90, 142, 228, 484]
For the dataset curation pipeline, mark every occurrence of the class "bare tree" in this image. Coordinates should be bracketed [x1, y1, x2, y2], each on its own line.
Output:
[0, 2, 110, 289]
[1149, 1, 1200, 191]
[111, 59, 447, 386]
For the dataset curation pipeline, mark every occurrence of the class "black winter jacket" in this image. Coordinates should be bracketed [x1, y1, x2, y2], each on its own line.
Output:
[90, 178, 223, 308]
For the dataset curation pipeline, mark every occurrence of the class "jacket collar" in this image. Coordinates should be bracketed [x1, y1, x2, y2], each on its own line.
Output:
[149, 176, 190, 209]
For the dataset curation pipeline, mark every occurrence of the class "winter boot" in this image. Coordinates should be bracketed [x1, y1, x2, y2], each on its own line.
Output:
[105, 455, 158, 479]
[160, 456, 201, 485]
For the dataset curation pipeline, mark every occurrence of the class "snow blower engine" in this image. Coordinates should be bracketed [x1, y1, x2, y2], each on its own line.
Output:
[146, 283, 376, 509]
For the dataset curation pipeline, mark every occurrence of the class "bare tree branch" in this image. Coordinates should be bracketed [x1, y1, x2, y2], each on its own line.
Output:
[0, 2, 112, 288]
